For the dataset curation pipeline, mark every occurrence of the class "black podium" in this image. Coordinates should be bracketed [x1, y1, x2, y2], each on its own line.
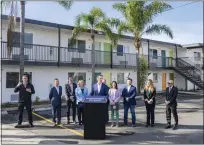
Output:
[84, 96, 106, 140]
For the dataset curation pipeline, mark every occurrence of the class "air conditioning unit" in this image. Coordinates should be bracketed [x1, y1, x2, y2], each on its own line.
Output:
[10, 94, 18, 102]
[120, 61, 127, 65]
[12, 54, 29, 60]
[72, 58, 83, 63]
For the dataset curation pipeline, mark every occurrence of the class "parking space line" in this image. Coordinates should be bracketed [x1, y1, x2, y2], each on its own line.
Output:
[32, 112, 84, 137]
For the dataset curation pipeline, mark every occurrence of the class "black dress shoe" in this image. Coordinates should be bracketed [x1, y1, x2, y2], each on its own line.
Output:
[145, 124, 149, 127]
[29, 124, 34, 127]
[165, 124, 171, 129]
[172, 125, 178, 130]
[15, 123, 21, 128]
[151, 124, 154, 127]
[132, 124, 136, 127]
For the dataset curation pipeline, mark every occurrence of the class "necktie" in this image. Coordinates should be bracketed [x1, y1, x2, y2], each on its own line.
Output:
[169, 87, 171, 93]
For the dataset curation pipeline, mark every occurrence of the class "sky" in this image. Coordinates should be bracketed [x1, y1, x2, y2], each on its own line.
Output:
[2, 1, 203, 45]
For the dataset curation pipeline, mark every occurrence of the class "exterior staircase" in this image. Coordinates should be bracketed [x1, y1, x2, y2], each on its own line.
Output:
[172, 58, 203, 89]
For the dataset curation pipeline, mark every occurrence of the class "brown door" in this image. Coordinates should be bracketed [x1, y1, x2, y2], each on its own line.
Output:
[162, 73, 166, 91]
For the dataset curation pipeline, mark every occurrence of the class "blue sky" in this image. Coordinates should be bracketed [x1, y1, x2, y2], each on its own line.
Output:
[2, 1, 203, 45]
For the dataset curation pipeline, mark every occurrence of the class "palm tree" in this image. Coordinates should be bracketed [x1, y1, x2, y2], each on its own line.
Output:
[69, 7, 118, 85]
[3, 1, 73, 81]
[113, 1, 174, 94]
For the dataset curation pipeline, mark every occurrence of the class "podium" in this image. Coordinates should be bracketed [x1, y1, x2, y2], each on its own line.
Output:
[84, 96, 106, 140]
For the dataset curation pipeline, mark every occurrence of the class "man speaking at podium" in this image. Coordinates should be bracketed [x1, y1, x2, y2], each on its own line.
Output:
[90, 74, 109, 122]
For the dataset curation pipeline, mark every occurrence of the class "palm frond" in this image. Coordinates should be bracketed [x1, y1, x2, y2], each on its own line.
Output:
[145, 2, 172, 18]
[69, 27, 86, 47]
[96, 21, 119, 49]
[112, 3, 127, 18]
[117, 21, 130, 35]
[143, 24, 173, 39]
[90, 7, 105, 18]
[6, 1, 18, 56]
[106, 18, 121, 28]
[57, 1, 73, 10]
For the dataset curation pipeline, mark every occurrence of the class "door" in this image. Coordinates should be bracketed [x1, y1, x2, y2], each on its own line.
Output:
[104, 43, 111, 64]
[169, 50, 173, 66]
[161, 50, 166, 67]
[169, 73, 174, 81]
[162, 72, 166, 91]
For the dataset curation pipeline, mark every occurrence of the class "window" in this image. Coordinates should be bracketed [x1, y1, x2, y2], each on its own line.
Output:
[117, 73, 125, 84]
[12, 32, 33, 48]
[6, 72, 19, 88]
[68, 39, 86, 53]
[149, 49, 158, 58]
[78, 40, 86, 53]
[153, 73, 158, 82]
[6, 72, 32, 88]
[117, 45, 123, 56]
[194, 52, 201, 61]
[68, 72, 86, 84]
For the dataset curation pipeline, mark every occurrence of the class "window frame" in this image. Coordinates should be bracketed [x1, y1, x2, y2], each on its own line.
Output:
[153, 73, 158, 83]
[117, 73, 125, 84]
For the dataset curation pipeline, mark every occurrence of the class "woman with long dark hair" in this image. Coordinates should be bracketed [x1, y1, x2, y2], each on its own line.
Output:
[108, 81, 121, 127]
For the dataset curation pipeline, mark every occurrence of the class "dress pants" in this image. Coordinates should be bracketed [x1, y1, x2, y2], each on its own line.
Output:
[52, 104, 61, 124]
[166, 104, 178, 125]
[145, 102, 155, 125]
[67, 99, 76, 122]
[18, 101, 33, 125]
[77, 103, 84, 125]
[124, 104, 136, 125]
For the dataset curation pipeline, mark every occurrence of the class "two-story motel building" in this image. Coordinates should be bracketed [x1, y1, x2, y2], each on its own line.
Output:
[1, 15, 203, 103]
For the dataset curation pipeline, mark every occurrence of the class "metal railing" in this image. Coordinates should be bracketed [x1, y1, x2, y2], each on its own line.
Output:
[1, 41, 173, 68]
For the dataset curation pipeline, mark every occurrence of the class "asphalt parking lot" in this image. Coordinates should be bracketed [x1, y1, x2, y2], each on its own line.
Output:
[1, 94, 203, 144]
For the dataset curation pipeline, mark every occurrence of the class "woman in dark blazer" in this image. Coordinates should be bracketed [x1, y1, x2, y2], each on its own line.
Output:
[144, 79, 156, 127]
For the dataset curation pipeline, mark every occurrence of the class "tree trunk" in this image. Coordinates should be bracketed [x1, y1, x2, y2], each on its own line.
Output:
[19, 1, 25, 82]
[136, 49, 141, 95]
[91, 33, 95, 85]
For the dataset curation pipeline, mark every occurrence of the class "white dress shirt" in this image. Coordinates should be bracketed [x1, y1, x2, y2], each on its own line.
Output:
[97, 83, 102, 93]
[55, 86, 59, 94]
[127, 85, 131, 92]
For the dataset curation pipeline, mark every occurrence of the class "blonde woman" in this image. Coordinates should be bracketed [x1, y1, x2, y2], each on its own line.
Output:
[144, 79, 156, 127]
[75, 80, 88, 126]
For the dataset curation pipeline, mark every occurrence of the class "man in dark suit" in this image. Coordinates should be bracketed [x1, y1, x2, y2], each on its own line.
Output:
[14, 74, 35, 128]
[122, 78, 137, 127]
[49, 78, 62, 126]
[165, 80, 178, 130]
[65, 77, 77, 124]
[102, 79, 110, 124]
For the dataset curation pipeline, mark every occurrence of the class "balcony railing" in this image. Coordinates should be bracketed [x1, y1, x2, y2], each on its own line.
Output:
[1, 41, 173, 68]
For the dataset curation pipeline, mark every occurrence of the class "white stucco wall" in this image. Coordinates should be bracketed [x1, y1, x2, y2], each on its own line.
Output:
[1, 65, 138, 103]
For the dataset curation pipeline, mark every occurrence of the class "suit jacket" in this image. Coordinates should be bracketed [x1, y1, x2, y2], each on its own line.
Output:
[165, 86, 178, 106]
[144, 88, 156, 105]
[122, 85, 137, 105]
[14, 83, 35, 103]
[49, 86, 62, 106]
[90, 83, 108, 97]
[75, 87, 88, 104]
[65, 83, 77, 100]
